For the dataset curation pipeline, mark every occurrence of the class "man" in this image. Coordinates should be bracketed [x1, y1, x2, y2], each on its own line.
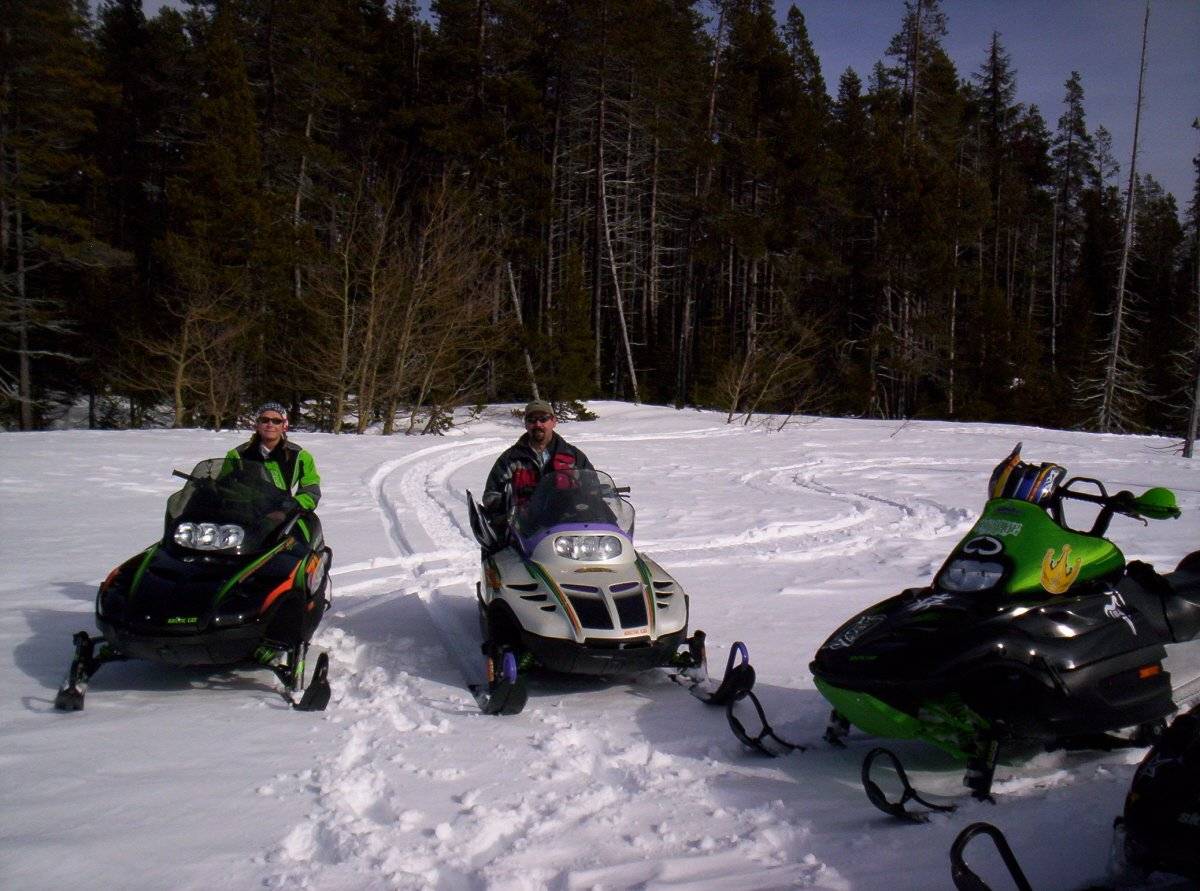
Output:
[223, 401, 321, 512]
[482, 400, 592, 536]
[223, 401, 324, 667]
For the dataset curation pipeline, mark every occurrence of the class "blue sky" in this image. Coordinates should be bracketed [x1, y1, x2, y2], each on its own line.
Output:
[139, 0, 1198, 207]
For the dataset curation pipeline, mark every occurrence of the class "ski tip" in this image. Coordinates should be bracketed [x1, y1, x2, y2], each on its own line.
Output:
[54, 688, 85, 711]
[293, 652, 331, 712]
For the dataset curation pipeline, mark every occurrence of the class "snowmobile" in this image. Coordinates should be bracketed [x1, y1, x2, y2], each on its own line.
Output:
[55, 458, 333, 712]
[808, 443, 1200, 798]
[465, 468, 750, 714]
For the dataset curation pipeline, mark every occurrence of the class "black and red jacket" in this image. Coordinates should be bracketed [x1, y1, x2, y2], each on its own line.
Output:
[481, 432, 593, 525]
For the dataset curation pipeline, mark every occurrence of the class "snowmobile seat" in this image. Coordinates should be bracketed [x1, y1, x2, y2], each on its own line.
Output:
[1176, 550, 1200, 575]
[1160, 557, 1200, 644]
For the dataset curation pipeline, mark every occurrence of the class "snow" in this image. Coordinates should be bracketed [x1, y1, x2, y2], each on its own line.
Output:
[2, 402, 1197, 890]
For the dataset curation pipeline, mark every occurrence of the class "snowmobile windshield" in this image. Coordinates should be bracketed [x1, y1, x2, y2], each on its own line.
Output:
[164, 458, 293, 555]
[512, 469, 635, 546]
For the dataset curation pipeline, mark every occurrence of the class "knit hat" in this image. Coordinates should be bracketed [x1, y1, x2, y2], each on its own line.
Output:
[255, 401, 288, 420]
[523, 400, 554, 418]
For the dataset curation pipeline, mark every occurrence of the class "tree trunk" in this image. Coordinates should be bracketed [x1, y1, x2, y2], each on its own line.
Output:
[292, 111, 313, 304]
[598, 159, 640, 403]
[1098, 1, 1149, 433]
[506, 261, 540, 400]
[1186, 198, 1200, 457]
[14, 180, 32, 430]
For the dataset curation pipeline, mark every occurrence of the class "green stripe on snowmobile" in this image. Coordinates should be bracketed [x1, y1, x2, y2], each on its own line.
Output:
[813, 677, 987, 761]
[213, 541, 289, 607]
[129, 544, 159, 596]
[525, 560, 583, 641]
[633, 555, 656, 635]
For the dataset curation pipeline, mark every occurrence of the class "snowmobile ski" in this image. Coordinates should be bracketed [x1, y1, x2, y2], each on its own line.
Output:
[471, 649, 528, 716]
[54, 631, 125, 712]
[291, 651, 331, 712]
[861, 747, 957, 823]
[672, 635, 757, 705]
[727, 687, 807, 757]
[950, 823, 1033, 891]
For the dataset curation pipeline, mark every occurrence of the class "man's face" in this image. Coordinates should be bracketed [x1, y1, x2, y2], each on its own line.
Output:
[525, 412, 555, 448]
[255, 411, 287, 447]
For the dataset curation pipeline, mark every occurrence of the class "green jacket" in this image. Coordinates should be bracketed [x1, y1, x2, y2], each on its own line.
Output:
[223, 437, 321, 511]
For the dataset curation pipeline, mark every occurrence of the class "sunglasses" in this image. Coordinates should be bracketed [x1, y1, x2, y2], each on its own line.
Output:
[525, 415, 553, 425]
[256, 416, 286, 425]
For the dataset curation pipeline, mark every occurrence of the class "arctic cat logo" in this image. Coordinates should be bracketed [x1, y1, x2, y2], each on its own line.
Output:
[166, 616, 198, 625]
[1041, 545, 1082, 594]
[1104, 591, 1137, 634]
[963, 536, 1003, 556]
[905, 592, 956, 612]
[827, 614, 886, 650]
[975, 519, 1023, 537]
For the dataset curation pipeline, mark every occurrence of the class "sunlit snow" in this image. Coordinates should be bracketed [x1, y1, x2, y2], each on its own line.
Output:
[3, 402, 1197, 889]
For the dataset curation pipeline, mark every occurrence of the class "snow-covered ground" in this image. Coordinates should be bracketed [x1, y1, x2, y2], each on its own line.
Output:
[3, 403, 1197, 890]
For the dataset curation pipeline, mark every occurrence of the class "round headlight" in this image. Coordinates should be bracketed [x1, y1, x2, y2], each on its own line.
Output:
[174, 522, 196, 547]
[219, 525, 245, 549]
[197, 523, 219, 548]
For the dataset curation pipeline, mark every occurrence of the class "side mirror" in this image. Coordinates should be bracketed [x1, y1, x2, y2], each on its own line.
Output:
[1132, 487, 1181, 521]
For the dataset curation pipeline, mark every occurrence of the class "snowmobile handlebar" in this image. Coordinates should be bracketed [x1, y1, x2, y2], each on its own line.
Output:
[1055, 477, 1180, 537]
[1059, 479, 1179, 518]
[275, 505, 315, 541]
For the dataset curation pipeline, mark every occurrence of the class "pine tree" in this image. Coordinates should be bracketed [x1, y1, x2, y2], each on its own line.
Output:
[1049, 71, 1096, 370]
[1, 0, 123, 428]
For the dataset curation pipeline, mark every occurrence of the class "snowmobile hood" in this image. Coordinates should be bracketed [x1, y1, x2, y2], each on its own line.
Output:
[935, 499, 1124, 599]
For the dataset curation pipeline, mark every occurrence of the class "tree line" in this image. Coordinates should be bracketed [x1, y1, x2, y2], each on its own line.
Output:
[3, 0, 1198, 440]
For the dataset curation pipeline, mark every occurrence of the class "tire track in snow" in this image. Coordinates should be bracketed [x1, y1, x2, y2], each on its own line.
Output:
[264, 426, 903, 888]
[638, 456, 973, 568]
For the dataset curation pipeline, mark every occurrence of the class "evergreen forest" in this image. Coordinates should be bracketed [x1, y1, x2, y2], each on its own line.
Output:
[3, 0, 1199, 438]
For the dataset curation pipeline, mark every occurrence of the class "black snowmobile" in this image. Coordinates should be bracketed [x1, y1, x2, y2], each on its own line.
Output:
[55, 458, 333, 712]
[808, 444, 1200, 798]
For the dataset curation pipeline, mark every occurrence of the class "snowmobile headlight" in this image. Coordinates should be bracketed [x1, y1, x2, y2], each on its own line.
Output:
[174, 522, 245, 551]
[940, 559, 1005, 592]
[553, 534, 623, 561]
[218, 525, 245, 549]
